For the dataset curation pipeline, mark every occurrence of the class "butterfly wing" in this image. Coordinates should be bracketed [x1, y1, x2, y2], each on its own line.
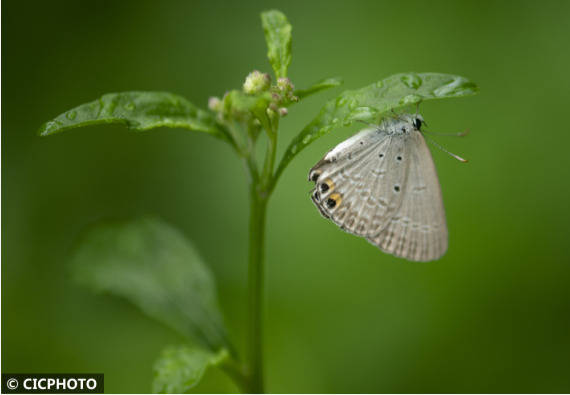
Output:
[309, 127, 409, 237]
[367, 131, 448, 261]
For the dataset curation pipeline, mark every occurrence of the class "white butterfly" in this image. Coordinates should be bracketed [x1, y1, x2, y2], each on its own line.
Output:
[309, 113, 464, 262]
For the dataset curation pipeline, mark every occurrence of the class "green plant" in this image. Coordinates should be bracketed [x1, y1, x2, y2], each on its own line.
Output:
[39, 9, 478, 394]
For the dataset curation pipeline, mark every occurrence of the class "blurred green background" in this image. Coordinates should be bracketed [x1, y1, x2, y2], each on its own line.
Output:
[3, 0, 570, 393]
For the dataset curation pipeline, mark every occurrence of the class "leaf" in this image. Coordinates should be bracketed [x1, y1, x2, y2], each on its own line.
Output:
[261, 10, 292, 79]
[274, 72, 479, 183]
[38, 91, 230, 142]
[294, 77, 343, 100]
[152, 345, 228, 393]
[70, 217, 230, 352]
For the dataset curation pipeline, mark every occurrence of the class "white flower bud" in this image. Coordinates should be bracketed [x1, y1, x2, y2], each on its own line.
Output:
[208, 97, 222, 112]
[243, 70, 271, 94]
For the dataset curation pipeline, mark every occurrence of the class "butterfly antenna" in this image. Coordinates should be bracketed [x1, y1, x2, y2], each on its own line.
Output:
[423, 134, 468, 163]
[423, 128, 470, 137]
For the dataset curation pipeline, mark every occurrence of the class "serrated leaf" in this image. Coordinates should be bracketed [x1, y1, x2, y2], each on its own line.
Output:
[70, 217, 230, 352]
[153, 345, 228, 393]
[38, 91, 230, 141]
[274, 72, 479, 182]
[294, 77, 343, 100]
[261, 10, 292, 79]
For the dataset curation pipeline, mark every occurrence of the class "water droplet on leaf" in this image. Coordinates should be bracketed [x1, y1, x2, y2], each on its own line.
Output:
[399, 94, 422, 105]
[348, 106, 375, 121]
[433, 76, 470, 97]
[65, 111, 77, 120]
[400, 73, 422, 89]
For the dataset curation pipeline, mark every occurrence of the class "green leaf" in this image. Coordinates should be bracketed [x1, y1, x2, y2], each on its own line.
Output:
[294, 77, 343, 100]
[274, 72, 479, 183]
[261, 10, 292, 79]
[70, 217, 230, 352]
[38, 91, 230, 141]
[153, 345, 228, 393]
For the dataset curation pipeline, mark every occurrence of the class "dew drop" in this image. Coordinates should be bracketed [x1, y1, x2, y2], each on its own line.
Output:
[433, 76, 471, 97]
[399, 94, 422, 106]
[124, 101, 136, 111]
[291, 144, 298, 154]
[42, 121, 59, 134]
[347, 99, 358, 110]
[400, 73, 422, 89]
[302, 135, 312, 144]
[65, 110, 77, 120]
[337, 97, 348, 106]
[348, 106, 375, 121]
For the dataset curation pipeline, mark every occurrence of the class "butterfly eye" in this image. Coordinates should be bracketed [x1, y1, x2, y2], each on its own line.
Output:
[413, 118, 422, 130]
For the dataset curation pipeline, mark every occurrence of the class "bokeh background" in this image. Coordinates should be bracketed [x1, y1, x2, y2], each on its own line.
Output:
[3, 0, 570, 393]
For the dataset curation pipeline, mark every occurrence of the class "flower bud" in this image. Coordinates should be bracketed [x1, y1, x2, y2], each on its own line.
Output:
[276, 77, 294, 93]
[278, 107, 288, 117]
[243, 70, 271, 94]
[208, 96, 222, 112]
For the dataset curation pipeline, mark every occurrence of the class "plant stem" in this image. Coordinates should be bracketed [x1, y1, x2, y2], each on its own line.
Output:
[261, 116, 278, 191]
[244, 114, 279, 393]
[246, 183, 267, 393]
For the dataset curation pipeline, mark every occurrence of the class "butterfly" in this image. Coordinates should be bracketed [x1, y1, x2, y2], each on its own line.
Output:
[309, 112, 465, 262]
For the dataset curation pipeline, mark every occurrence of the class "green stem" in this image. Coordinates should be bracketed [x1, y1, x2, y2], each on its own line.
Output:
[244, 115, 279, 393]
[261, 134, 277, 193]
[246, 183, 267, 393]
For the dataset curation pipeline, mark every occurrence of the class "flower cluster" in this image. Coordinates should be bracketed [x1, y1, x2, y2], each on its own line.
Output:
[208, 70, 298, 122]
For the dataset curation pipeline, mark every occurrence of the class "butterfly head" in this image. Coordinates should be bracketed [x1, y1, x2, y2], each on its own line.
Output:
[412, 116, 424, 130]
[387, 113, 425, 135]
[399, 113, 424, 130]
